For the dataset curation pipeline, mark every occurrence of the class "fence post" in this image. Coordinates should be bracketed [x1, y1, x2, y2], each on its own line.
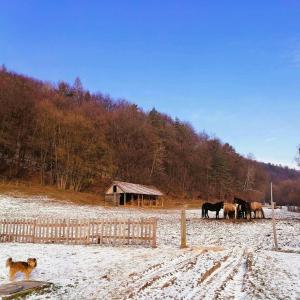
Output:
[180, 207, 188, 249]
[152, 218, 157, 248]
[271, 182, 278, 250]
[32, 219, 36, 243]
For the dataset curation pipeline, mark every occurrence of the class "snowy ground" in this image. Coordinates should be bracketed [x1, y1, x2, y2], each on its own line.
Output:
[0, 194, 299, 299]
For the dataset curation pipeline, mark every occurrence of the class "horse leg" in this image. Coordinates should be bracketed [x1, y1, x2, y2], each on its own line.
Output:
[205, 209, 209, 218]
[261, 208, 265, 219]
[258, 209, 261, 218]
[241, 206, 245, 218]
[247, 211, 251, 220]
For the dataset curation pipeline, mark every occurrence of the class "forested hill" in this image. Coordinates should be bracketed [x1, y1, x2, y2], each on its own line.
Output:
[0, 68, 299, 205]
[261, 163, 300, 206]
[261, 163, 300, 183]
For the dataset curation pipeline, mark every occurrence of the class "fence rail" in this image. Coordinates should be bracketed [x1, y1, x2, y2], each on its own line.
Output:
[0, 218, 157, 248]
[287, 206, 300, 213]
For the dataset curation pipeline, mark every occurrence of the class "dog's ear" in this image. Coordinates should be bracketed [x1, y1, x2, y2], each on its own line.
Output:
[6, 257, 12, 267]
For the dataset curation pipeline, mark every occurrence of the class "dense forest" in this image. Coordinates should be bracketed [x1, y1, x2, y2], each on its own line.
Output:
[262, 163, 300, 206]
[0, 67, 299, 205]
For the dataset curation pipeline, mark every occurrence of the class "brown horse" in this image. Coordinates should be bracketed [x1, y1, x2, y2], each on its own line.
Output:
[223, 203, 237, 219]
[250, 202, 265, 218]
[234, 197, 251, 219]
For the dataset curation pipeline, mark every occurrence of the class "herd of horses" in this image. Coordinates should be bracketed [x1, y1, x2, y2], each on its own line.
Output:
[201, 197, 265, 219]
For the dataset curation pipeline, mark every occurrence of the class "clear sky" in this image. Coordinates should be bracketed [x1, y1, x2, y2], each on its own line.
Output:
[1, 0, 299, 168]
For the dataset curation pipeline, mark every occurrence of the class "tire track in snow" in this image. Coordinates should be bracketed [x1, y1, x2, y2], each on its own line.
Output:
[214, 249, 250, 299]
[119, 252, 201, 299]
[186, 247, 247, 300]
[114, 250, 229, 300]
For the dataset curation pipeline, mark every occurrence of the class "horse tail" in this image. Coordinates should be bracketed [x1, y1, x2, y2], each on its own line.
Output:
[261, 208, 265, 219]
[202, 207, 205, 218]
[246, 202, 252, 219]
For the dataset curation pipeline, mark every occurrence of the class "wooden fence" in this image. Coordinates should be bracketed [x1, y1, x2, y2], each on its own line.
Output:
[0, 218, 157, 248]
[287, 206, 300, 213]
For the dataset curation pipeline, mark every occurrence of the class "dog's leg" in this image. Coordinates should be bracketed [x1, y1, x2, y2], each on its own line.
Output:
[9, 270, 16, 282]
[25, 271, 31, 281]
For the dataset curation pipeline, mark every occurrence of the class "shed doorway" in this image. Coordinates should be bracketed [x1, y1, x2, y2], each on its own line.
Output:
[120, 194, 125, 205]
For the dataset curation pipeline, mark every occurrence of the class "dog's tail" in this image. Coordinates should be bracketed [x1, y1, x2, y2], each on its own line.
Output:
[6, 257, 13, 268]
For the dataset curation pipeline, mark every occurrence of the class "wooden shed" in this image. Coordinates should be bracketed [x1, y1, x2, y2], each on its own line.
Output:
[105, 181, 163, 207]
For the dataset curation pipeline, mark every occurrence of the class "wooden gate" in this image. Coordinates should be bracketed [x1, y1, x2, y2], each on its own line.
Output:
[0, 218, 157, 248]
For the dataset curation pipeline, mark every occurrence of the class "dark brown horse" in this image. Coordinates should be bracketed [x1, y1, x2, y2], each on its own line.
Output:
[233, 197, 251, 219]
[202, 202, 224, 219]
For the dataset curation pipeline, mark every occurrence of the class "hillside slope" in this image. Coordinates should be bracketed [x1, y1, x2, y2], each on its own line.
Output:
[0, 67, 299, 205]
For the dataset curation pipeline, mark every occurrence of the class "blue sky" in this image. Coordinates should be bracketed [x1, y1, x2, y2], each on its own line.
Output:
[1, 0, 299, 168]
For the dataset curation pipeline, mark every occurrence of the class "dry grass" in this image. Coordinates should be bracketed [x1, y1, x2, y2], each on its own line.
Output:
[0, 181, 203, 208]
[162, 197, 202, 209]
[0, 181, 104, 206]
[190, 246, 224, 253]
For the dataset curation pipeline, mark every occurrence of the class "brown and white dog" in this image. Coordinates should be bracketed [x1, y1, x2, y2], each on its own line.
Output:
[6, 257, 37, 281]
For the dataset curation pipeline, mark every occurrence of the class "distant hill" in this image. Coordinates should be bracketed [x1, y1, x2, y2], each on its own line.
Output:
[261, 162, 300, 183]
[259, 163, 300, 205]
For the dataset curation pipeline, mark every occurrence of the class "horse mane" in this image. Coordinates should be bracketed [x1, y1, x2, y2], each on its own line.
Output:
[234, 197, 247, 203]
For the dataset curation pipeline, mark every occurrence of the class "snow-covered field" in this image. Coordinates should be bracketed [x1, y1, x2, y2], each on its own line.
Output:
[0, 194, 299, 299]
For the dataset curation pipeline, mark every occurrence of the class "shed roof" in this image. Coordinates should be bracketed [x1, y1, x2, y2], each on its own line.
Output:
[106, 181, 163, 196]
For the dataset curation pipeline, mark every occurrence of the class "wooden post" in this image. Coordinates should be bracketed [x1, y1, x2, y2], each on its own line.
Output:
[152, 218, 157, 248]
[271, 182, 278, 250]
[113, 192, 117, 206]
[32, 219, 36, 243]
[180, 208, 188, 249]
